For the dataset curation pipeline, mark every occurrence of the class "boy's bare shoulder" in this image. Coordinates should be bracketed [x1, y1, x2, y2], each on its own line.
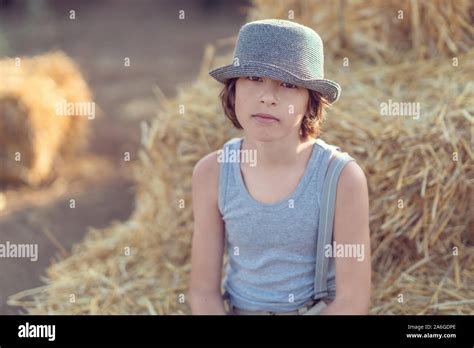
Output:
[192, 150, 220, 186]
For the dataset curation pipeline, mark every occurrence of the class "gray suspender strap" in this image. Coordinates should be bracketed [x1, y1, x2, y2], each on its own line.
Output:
[314, 150, 354, 299]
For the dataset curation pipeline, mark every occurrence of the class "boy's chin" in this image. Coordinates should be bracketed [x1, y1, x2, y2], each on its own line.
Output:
[243, 130, 286, 143]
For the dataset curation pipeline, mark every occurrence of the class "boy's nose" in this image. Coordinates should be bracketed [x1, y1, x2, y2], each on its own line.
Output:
[259, 95, 277, 105]
[259, 86, 278, 105]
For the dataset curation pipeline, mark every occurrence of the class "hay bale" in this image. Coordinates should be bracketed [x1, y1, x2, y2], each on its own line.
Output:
[324, 52, 474, 314]
[248, 0, 474, 64]
[0, 51, 92, 186]
[7, 47, 237, 314]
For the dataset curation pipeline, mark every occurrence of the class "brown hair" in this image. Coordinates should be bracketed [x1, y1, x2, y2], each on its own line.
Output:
[219, 77, 329, 139]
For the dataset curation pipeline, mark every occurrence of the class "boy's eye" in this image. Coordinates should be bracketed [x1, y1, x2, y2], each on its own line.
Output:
[247, 76, 261, 82]
[281, 82, 297, 89]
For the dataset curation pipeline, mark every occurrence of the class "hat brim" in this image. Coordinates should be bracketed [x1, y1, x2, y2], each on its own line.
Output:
[209, 61, 341, 103]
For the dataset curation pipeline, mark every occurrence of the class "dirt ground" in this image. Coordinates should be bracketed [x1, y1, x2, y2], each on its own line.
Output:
[0, 0, 248, 314]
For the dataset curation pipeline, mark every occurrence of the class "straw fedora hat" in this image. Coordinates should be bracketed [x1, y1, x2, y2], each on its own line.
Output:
[209, 19, 341, 103]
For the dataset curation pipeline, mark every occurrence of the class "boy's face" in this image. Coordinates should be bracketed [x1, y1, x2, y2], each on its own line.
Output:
[235, 76, 309, 142]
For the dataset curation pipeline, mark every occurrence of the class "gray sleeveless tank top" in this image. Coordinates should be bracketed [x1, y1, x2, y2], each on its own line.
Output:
[218, 137, 352, 312]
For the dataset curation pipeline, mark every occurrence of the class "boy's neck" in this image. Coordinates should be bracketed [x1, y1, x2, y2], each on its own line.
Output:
[241, 134, 316, 169]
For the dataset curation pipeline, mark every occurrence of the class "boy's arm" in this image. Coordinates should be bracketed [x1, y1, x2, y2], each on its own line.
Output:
[320, 161, 371, 315]
[188, 151, 227, 315]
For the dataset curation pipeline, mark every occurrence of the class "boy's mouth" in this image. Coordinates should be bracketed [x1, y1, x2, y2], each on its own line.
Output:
[252, 113, 280, 121]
